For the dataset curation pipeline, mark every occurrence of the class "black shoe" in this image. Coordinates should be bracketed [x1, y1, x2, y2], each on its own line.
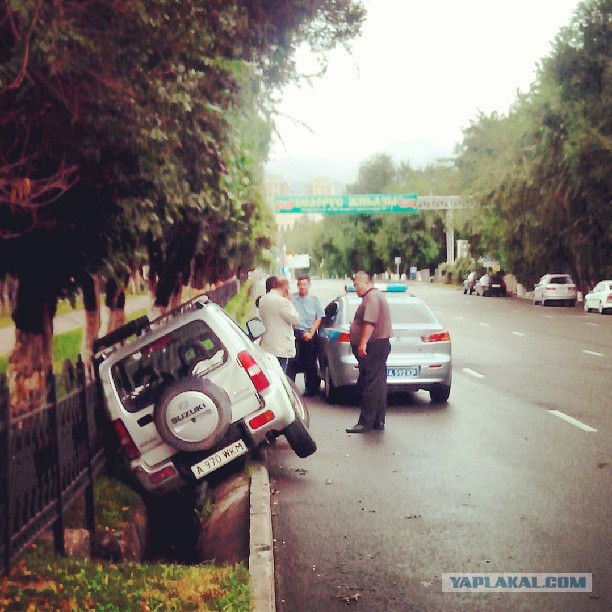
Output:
[373, 422, 385, 430]
[346, 424, 371, 434]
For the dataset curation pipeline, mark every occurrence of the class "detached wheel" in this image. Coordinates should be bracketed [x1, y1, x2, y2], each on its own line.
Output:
[430, 384, 451, 404]
[154, 376, 231, 452]
[283, 379, 317, 458]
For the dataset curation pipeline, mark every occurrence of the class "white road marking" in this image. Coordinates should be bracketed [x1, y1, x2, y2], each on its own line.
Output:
[586, 322, 599, 327]
[463, 368, 485, 379]
[548, 410, 597, 432]
[479, 322, 491, 327]
[455, 316, 464, 320]
[583, 350, 604, 357]
[512, 331, 525, 336]
[543, 315, 554, 318]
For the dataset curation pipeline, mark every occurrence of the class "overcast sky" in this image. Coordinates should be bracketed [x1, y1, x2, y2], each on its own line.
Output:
[266, 0, 582, 185]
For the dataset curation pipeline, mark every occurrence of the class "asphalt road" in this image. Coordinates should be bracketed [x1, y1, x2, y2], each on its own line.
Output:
[269, 279, 611, 611]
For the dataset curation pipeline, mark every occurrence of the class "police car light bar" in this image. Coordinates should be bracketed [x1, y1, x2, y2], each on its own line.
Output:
[345, 283, 408, 293]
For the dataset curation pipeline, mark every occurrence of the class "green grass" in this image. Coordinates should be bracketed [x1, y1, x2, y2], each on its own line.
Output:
[1, 549, 250, 611]
[224, 281, 254, 326]
[0, 309, 148, 377]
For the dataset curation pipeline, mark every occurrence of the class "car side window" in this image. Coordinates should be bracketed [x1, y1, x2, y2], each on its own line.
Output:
[323, 301, 339, 327]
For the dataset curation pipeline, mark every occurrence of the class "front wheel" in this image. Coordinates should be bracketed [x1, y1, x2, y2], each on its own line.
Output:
[323, 364, 342, 404]
[430, 384, 451, 404]
[283, 379, 317, 458]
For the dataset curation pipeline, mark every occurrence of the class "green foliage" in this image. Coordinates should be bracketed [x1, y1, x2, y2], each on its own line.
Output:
[454, 0, 611, 290]
[0, 0, 365, 313]
[224, 280, 254, 326]
[1, 547, 250, 611]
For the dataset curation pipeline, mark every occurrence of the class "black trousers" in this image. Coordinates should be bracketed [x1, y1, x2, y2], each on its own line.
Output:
[287, 332, 320, 394]
[352, 339, 391, 428]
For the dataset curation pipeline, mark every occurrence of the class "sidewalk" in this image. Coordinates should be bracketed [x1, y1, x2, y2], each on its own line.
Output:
[0, 294, 152, 355]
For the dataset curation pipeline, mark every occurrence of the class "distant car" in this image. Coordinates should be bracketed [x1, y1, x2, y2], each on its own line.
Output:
[94, 295, 316, 497]
[584, 280, 612, 314]
[475, 273, 507, 297]
[533, 274, 577, 306]
[317, 284, 452, 404]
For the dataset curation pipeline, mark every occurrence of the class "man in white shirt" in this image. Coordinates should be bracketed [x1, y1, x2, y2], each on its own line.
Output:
[257, 276, 300, 371]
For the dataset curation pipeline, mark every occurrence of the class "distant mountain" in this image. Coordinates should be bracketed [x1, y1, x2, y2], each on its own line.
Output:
[265, 142, 456, 193]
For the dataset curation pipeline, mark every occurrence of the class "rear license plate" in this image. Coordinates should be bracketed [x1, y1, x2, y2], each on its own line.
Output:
[387, 367, 419, 377]
[492, 284, 500, 288]
[191, 440, 248, 479]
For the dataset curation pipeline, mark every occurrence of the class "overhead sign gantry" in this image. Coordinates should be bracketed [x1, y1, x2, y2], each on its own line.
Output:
[274, 194, 473, 264]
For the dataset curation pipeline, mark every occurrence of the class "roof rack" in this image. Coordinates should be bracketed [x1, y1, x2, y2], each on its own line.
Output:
[93, 315, 150, 356]
[150, 293, 210, 326]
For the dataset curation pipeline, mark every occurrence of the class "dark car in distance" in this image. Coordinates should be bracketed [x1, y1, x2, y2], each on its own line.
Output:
[475, 273, 507, 297]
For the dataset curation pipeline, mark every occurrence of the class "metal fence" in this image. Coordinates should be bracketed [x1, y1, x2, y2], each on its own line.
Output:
[0, 357, 106, 576]
[0, 279, 239, 576]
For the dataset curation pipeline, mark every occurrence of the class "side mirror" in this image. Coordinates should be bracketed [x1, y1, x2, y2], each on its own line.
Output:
[246, 317, 266, 340]
[324, 302, 338, 318]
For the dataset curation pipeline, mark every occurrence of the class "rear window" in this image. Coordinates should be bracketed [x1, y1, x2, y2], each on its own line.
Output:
[111, 320, 226, 412]
[345, 300, 437, 325]
[550, 276, 573, 284]
[490, 274, 503, 283]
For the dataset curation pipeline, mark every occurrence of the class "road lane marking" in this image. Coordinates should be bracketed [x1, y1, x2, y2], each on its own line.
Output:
[548, 410, 597, 432]
[455, 316, 464, 320]
[543, 315, 554, 318]
[479, 322, 491, 327]
[586, 322, 599, 327]
[583, 350, 604, 357]
[463, 368, 485, 379]
[512, 331, 525, 336]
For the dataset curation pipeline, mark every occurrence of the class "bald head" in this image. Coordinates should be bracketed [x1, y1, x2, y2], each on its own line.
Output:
[353, 271, 372, 297]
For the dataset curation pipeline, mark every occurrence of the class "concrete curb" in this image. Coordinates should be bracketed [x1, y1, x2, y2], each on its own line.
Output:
[249, 451, 275, 611]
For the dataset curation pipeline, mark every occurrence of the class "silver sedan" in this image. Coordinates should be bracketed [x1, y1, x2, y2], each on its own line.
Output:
[317, 287, 452, 404]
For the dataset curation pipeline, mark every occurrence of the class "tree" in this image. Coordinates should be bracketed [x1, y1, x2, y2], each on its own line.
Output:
[0, 0, 366, 410]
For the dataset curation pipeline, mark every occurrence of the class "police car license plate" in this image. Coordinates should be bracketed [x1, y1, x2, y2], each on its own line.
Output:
[191, 440, 248, 479]
[387, 367, 419, 378]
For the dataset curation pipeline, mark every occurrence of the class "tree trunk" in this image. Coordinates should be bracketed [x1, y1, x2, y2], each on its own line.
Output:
[106, 277, 125, 334]
[8, 276, 56, 416]
[80, 274, 101, 371]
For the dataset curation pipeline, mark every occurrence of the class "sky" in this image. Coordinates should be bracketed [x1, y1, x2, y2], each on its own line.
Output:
[266, 0, 583, 187]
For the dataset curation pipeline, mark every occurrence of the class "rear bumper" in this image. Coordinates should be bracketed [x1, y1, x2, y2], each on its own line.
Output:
[331, 354, 452, 391]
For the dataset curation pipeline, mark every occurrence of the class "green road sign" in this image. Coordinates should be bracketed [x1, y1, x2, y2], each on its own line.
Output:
[274, 193, 418, 214]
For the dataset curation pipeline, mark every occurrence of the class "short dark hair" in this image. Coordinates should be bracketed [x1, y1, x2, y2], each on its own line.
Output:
[265, 275, 277, 293]
[297, 274, 310, 282]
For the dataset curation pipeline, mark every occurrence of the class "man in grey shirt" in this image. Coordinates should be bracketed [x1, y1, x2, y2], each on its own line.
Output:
[346, 271, 392, 433]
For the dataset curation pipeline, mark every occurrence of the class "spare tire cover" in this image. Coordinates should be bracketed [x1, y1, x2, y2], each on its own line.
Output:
[154, 376, 231, 452]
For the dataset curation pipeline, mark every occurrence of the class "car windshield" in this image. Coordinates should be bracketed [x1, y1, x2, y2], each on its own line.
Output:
[345, 300, 438, 325]
[111, 320, 226, 412]
[550, 276, 572, 284]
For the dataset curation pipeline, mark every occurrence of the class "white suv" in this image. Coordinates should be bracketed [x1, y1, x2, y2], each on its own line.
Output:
[533, 274, 577, 307]
[94, 295, 316, 496]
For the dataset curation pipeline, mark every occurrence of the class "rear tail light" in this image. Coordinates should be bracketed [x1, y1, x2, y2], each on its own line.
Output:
[421, 331, 451, 343]
[568, 285, 576, 290]
[112, 419, 141, 460]
[607, 295, 612, 301]
[249, 409, 275, 430]
[338, 332, 351, 343]
[148, 465, 177, 485]
[238, 351, 270, 393]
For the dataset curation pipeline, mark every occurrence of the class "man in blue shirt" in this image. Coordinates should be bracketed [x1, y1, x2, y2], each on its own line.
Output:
[287, 275, 325, 397]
